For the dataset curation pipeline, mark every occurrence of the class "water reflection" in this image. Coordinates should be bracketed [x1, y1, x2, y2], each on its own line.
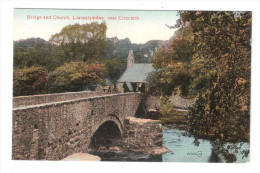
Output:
[208, 148, 222, 163]
[89, 150, 162, 162]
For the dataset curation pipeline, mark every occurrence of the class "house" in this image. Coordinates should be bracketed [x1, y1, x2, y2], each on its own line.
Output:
[118, 50, 155, 93]
[95, 78, 114, 92]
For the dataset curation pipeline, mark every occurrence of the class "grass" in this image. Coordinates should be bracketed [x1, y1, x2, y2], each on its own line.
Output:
[159, 109, 187, 124]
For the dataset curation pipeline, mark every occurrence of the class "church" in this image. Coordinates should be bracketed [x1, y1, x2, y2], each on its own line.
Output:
[117, 50, 155, 93]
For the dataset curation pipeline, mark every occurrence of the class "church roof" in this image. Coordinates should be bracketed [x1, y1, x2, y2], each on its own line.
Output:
[118, 63, 155, 83]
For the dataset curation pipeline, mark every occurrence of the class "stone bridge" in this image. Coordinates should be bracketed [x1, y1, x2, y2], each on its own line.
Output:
[12, 91, 163, 160]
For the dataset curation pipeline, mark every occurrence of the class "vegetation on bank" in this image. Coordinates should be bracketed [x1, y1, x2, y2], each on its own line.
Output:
[147, 11, 251, 162]
[13, 21, 162, 96]
[13, 22, 127, 96]
[13, 11, 251, 163]
[158, 96, 187, 124]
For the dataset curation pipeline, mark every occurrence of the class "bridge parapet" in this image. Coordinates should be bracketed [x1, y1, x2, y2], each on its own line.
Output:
[12, 92, 142, 160]
[13, 91, 112, 108]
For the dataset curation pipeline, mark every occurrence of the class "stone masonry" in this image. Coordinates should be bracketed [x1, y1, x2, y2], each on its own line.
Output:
[12, 92, 142, 160]
[123, 117, 163, 152]
[13, 91, 111, 108]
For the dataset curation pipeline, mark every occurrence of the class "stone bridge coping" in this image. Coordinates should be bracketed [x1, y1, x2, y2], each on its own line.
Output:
[14, 90, 93, 99]
[13, 92, 142, 111]
[126, 117, 160, 124]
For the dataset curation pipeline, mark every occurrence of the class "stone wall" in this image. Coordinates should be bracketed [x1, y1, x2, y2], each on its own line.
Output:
[145, 95, 160, 110]
[12, 92, 142, 160]
[123, 117, 163, 152]
[118, 82, 124, 93]
[13, 91, 111, 108]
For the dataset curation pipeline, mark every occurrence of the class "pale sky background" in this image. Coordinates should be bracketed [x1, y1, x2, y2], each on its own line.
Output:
[14, 9, 179, 44]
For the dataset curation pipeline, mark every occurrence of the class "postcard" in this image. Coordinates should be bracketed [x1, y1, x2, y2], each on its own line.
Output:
[12, 8, 251, 163]
[1, 1, 259, 173]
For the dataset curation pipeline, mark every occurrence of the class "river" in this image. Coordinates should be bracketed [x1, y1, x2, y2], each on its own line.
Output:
[162, 125, 249, 163]
[89, 124, 249, 162]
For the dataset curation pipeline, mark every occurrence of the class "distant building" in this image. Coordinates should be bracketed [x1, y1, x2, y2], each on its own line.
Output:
[95, 78, 114, 92]
[118, 50, 155, 93]
[127, 50, 135, 68]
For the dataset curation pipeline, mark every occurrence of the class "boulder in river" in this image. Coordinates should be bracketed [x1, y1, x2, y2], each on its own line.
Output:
[109, 146, 122, 153]
[62, 153, 101, 161]
[150, 146, 169, 155]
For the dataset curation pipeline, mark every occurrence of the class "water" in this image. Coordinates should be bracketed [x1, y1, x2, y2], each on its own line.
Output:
[162, 125, 249, 163]
[89, 150, 162, 162]
[90, 125, 250, 162]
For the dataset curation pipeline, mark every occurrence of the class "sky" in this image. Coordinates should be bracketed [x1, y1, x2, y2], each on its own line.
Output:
[14, 9, 179, 44]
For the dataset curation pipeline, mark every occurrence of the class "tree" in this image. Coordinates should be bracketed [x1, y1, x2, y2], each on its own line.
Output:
[179, 11, 251, 142]
[104, 59, 127, 83]
[13, 38, 66, 72]
[150, 25, 194, 97]
[150, 11, 251, 162]
[48, 61, 105, 93]
[49, 22, 107, 62]
[114, 38, 132, 59]
[13, 66, 47, 96]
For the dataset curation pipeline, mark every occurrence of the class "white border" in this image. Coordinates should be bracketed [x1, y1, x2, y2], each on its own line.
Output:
[1, 1, 259, 173]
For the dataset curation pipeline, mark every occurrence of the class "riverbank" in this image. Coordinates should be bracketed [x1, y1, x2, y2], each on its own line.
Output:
[160, 109, 188, 124]
[85, 125, 249, 163]
[143, 95, 194, 124]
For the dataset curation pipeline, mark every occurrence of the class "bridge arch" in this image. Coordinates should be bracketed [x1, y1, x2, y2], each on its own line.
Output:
[12, 92, 143, 160]
[88, 114, 124, 149]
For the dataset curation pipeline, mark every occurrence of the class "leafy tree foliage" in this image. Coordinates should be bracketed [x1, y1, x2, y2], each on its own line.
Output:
[48, 61, 105, 93]
[180, 11, 251, 142]
[114, 38, 132, 59]
[158, 96, 187, 124]
[105, 37, 163, 63]
[13, 66, 47, 96]
[14, 38, 54, 71]
[151, 27, 194, 97]
[49, 22, 107, 62]
[146, 70, 166, 96]
[104, 59, 127, 83]
[149, 11, 251, 162]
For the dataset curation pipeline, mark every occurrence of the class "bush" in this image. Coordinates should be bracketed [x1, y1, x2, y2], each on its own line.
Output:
[159, 96, 187, 124]
[13, 66, 47, 96]
[48, 61, 105, 93]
